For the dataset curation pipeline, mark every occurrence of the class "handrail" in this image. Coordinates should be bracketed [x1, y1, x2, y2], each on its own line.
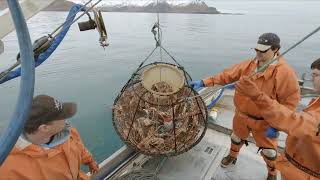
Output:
[0, 0, 35, 165]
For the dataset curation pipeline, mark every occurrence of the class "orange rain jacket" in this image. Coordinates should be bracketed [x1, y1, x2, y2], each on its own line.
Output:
[0, 128, 95, 180]
[203, 57, 300, 132]
[254, 94, 320, 179]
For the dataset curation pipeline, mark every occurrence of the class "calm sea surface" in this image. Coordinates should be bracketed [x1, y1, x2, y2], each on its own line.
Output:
[1, 0, 319, 162]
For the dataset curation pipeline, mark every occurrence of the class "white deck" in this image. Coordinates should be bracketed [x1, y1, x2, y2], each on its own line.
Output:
[107, 128, 280, 180]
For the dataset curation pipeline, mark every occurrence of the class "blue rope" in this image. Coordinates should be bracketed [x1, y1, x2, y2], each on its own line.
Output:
[0, 4, 83, 84]
[207, 88, 224, 109]
[0, 0, 35, 165]
[207, 83, 235, 109]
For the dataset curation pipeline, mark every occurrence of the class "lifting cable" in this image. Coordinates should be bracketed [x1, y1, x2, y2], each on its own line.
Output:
[137, 0, 182, 70]
[118, 0, 185, 178]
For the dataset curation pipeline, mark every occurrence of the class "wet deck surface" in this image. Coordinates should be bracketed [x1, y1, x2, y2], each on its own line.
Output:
[109, 129, 281, 180]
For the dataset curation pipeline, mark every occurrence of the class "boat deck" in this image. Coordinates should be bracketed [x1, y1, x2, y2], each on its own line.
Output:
[107, 128, 280, 180]
[93, 86, 315, 180]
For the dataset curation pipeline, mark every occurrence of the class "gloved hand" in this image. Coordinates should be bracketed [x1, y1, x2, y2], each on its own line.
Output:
[87, 161, 99, 174]
[236, 76, 262, 100]
[188, 80, 204, 89]
[265, 127, 279, 138]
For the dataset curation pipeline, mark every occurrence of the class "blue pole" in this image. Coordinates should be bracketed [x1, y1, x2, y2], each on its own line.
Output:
[0, 0, 35, 165]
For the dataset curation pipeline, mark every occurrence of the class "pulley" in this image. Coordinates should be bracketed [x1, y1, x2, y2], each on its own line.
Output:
[16, 35, 53, 61]
[78, 8, 109, 48]
[1, 36, 53, 81]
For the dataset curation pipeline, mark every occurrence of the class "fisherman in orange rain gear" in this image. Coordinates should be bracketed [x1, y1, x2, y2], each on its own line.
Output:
[0, 95, 99, 180]
[235, 58, 320, 180]
[189, 33, 300, 180]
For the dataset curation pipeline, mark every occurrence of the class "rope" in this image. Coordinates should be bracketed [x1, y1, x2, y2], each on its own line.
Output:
[0, 61, 20, 82]
[114, 156, 167, 180]
[160, 46, 183, 67]
[139, 0, 185, 70]
[155, 0, 163, 82]
[207, 88, 224, 109]
[155, 0, 164, 62]
[115, 170, 159, 180]
[301, 94, 319, 98]
[0, 1, 103, 84]
[137, 46, 158, 69]
[0, 4, 83, 84]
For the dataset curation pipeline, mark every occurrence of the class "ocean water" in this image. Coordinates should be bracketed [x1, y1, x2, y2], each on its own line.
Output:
[0, 0, 319, 162]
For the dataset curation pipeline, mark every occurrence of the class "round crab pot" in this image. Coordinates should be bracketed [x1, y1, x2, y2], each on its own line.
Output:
[112, 62, 208, 156]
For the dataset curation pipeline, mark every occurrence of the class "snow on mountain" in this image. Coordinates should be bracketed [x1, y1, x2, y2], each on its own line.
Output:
[45, 0, 220, 14]
[71, 0, 208, 7]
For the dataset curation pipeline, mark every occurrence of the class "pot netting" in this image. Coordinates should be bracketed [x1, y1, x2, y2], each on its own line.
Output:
[113, 62, 208, 156]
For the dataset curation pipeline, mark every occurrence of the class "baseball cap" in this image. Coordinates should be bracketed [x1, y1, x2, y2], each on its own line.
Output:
[255, 33, 280, 51]
[27, 95, 77, 124]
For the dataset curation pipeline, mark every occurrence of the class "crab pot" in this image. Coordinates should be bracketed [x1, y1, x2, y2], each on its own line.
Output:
[112, 62, 208, 156]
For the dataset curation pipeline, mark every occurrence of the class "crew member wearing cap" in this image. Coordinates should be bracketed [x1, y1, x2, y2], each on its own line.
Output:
[189, 33, 300, 180]
[235, 58, 320, 180]
[0, 95, 99, 180]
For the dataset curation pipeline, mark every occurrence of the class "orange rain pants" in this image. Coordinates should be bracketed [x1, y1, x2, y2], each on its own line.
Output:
[203, 57, 300, 176]
[255, 94, 320, 180]
[0, 128, 96, 180]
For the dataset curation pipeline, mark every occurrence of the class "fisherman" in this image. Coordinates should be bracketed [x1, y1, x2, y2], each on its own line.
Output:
[235, 58, 320, 180]
[0, 95, 99, 180]
[189, 33, 300, 180]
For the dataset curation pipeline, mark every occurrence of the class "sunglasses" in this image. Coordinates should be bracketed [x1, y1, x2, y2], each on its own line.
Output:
[254, 48, 270, 53]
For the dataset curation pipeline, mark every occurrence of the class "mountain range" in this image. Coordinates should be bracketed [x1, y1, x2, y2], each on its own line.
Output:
[46, 0, 220, 14]
[0, 0, 220, 14]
